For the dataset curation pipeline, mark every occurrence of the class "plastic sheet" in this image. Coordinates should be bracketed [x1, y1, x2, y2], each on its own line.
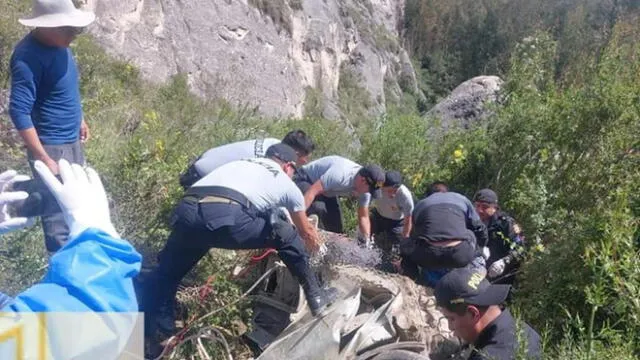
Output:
[0, 228, 143, 359]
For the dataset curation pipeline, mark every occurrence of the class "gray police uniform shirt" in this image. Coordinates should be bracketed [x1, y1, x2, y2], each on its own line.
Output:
[194, 138, 280, 177]
[193, 157, 306, 213]
[363, 184, 414, 220]
[300, 155, 369, 206]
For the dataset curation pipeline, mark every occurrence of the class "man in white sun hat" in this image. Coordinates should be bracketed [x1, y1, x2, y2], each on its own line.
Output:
[9, 0, 95, 253]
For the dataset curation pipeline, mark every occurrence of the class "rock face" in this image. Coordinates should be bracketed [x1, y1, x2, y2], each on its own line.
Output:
[82, 0, 421, 119]
[426, 75, 503, 130]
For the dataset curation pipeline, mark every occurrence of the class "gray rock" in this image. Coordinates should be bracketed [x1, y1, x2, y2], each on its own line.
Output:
[82, 0, 420, 119]
[426, 75, 504, 130]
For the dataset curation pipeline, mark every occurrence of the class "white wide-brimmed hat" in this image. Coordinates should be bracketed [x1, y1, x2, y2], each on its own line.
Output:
[19, 0, 95, 28]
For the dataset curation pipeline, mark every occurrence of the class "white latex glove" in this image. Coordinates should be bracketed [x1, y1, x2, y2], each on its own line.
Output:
[317, 242, 328, 257]
[488, 259, 506, 278]
[34, 159, 119, 239]
[0, 170, 35, 235]
[482, 246, 490, 261]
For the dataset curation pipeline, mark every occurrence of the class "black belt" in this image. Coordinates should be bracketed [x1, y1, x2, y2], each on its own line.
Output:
[185, 186, 254, 209]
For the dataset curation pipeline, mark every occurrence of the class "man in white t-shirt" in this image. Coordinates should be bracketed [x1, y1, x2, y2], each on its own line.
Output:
[179, 129, 315, 189]
[294, 156, 385, 235]
[365, 171, 414, 251]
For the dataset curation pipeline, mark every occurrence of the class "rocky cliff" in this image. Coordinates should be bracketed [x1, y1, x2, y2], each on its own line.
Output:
[82, 0, 422, 119]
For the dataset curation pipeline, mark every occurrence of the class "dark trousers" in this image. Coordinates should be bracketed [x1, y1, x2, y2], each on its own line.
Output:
[144, 198, 316, 336]
[27, 141, 85, 253]
[370, 209, 404, 251]
[399, 237, 476, 279]
[294, 176, 343, 233]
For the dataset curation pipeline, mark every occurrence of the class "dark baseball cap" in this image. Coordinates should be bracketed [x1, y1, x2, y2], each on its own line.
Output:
[435, 267, 511, 308]
[358, 164, 385, 198]
[473, 189, 498, 204]
[265, 143, 298, 166]
[384, 171, 403, 187]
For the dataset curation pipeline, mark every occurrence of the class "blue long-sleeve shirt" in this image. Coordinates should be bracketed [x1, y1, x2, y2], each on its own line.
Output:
[9, 32, 83, 145]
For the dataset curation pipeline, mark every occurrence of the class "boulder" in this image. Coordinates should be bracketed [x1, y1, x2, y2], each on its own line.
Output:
[426, 75, 503, 130]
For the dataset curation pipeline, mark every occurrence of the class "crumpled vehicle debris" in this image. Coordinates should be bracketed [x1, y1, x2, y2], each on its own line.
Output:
[244, 228, 463, 360]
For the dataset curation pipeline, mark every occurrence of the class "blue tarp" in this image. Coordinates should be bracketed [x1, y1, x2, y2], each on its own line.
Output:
[0, 228, 143, 359]
[3, 228, 141, 313]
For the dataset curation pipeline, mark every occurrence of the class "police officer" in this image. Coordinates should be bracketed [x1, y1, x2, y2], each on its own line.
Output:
[294, 155, 385, 235]
[400, 189, 489, 281]
[473, 189, 525, 284]
[367, 171, 415, 252]
[435, 267, 541, 360]
[179, 129, 315, 189]
[145, 144, 336, 353]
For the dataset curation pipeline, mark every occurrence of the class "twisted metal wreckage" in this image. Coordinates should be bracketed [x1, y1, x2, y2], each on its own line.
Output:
[159, 216, 468, 360]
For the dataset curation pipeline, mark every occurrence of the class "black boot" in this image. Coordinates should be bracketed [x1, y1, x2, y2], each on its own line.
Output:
[307, 286, 339, 316]
[291, 263, 339, 316]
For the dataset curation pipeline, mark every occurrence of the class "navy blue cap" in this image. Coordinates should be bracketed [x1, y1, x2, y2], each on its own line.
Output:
[384, 171, 403, 187]
[435, 267, 511, 307]
[358, 164, 385, 198]
[265, 143, 298, 165]
[474, 189, 498, 204]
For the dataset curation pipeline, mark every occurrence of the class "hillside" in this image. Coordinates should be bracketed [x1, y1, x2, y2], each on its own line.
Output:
[0, 0, 639, 359]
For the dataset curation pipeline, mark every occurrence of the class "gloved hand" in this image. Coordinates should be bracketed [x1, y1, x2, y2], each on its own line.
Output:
[488, 258, 506, 278]
[0, 170, 35, 235]
[482, 246, 490, 261]
[356, 231, 374, 249]
[317, 242, 328, 257]
[34, 159, 119, 239]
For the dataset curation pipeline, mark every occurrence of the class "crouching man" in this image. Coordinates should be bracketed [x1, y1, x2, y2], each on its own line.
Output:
[400, 189, 489, 280]
[473, 189, 526, 284]
[145, 144, 336, 355]
[367, 171, 414, 252]
[435, 267, 541, 359]
[294, 155, 385, 236]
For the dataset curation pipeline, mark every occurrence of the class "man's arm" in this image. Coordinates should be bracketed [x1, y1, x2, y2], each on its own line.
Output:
[80, 119, 90, 143]
[303, 180, 324, 208]
[402, 215, 412, 238]
[19, 128, 58, 173]
[9, 59, 57, 173]
[357, 205, 371, 239]
[399, 188, 415, 238]
[290, 210, 321, 253]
